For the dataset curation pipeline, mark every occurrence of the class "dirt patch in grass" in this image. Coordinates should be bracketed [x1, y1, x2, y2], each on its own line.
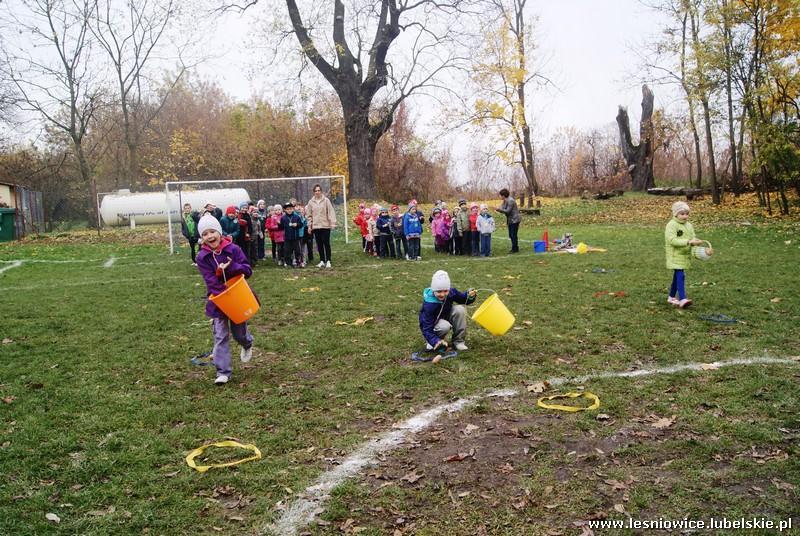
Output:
[321, 393, 799, 535]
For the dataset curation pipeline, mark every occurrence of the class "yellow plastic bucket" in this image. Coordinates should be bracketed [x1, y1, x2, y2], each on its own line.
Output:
[471, 293, 515, 336]
[209, 274, 260, 324]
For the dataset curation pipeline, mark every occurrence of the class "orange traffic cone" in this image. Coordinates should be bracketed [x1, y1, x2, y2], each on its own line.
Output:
[542, 228, 549, 250]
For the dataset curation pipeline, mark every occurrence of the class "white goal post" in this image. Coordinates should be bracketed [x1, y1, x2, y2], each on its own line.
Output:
[165, 175, 348, 255]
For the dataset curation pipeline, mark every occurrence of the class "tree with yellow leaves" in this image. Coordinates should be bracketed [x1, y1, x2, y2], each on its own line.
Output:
[469, 0, 551, 204]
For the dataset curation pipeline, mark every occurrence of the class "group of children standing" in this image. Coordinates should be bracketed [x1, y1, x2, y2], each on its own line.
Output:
[184, 199, 319, 270]
[353, 198, 499, 260]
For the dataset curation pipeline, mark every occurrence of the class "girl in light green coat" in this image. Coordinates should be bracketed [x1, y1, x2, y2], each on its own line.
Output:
[665, 201, 708, 308]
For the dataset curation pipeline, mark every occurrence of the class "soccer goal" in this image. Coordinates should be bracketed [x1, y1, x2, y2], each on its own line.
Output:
[165, 175, 348, 254]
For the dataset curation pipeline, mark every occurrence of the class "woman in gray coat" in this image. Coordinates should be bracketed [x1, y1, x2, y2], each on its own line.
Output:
[495, 188, 521, 253]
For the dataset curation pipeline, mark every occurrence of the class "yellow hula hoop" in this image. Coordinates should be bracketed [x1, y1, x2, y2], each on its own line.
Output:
[537, 392, 600, 412]
[185, 440, 262, 473]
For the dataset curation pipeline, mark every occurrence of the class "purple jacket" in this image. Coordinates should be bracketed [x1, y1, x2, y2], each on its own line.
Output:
[196, 237, 253, 319]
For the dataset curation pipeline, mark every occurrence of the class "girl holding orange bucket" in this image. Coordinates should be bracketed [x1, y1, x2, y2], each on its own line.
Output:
[196, 214, 256, 385]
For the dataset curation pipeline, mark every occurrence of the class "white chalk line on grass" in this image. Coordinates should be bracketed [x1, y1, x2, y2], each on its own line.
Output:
[0, 273, 196, 292]
[0, 260, 23, 274]
[265, 356, 799, 536]
[103, 256, 117, 268]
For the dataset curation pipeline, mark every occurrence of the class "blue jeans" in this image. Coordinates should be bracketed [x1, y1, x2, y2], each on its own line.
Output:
[669, 269, 686, 300]
[471, 231, 480, 256]
[407, 237, 420, 258]
[480, 234, 492, 256]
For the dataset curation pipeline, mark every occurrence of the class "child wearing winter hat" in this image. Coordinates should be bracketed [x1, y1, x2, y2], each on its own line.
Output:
[403, 201, 424, 260]
[665, 201, 709, 308]
[468, 203, 480, 256]
[376, 207, 395, 258]
[221, 205, 241, 242]
[195, 214, 256, 385]
[390, 204, 407, 259]
[266, 204, 285, 265]
[419, 270, 477, 351]
[477, 204, 496, 257]
[366, 208, 379, 257]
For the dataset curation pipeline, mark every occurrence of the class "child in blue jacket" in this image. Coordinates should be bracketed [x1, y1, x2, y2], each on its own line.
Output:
[419, 270, 476, 351]
[403, 200, 424, 260]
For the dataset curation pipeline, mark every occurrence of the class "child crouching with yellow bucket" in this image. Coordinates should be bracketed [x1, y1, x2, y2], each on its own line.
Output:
[418, 271, 516, 354]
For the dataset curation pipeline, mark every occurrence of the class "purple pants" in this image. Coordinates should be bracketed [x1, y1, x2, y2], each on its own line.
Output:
[212, 317, 253, 377]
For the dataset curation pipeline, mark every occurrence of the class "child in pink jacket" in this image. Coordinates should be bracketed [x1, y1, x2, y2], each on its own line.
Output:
[266, 204, 285, 266]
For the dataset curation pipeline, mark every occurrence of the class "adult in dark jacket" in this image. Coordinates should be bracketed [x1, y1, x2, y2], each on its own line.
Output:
[495, 188, 521, 253]
[180, 203, 201, 264]
[418, 270, 476, 352]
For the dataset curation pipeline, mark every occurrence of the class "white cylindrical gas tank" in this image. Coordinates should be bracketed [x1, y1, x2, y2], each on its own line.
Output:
[99, 188, 251, 226]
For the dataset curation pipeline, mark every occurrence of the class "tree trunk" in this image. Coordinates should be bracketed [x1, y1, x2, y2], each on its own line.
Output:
[616, 85, 655, 191]
[688, 103, 703, 189]
[72, 136, 98, 226]
[700, 96, 719, 204]
[342, 104, 378, 199]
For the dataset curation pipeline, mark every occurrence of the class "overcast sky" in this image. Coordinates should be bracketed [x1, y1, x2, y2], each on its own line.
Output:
[200, 0, 678, 138]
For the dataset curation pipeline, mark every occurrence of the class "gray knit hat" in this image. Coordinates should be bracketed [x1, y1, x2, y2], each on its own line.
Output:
[671, 201, 690, 217]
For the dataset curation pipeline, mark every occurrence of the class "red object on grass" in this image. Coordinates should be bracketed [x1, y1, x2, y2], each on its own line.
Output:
[542, 229, 549, 250]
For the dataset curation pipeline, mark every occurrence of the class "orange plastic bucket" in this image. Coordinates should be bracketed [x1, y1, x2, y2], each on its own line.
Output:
[209, 274, 260, 324]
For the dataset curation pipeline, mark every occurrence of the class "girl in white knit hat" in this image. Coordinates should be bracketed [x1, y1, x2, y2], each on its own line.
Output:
[665, 201, 709, 308]
[196, 214, 256, 385]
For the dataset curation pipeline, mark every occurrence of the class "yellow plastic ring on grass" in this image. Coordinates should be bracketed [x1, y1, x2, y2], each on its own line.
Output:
[185, 440, 262, 473]
[537, 392, 600, 412]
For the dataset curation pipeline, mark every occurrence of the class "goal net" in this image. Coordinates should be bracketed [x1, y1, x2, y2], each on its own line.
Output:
[165, 176, 348, 254]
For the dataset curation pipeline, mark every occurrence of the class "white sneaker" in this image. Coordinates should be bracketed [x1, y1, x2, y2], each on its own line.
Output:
[416, 256, 422, 261]
[325, 261, 332, 268]
[240, 346, 253, 363]
[214, 375, 229, 385]
[667, 296, 679, 306]
[425, 343, 434, 351]
[318, 261, 325, 268]
[454, 342, 468, 351]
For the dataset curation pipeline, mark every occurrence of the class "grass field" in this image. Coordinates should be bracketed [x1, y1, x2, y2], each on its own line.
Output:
[1, 193, 798, 535]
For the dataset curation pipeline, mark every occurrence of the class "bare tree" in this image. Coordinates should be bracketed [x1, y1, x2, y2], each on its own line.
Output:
[223, 0, 470, 198]
[90, 0, 188, 186]
[1, 0, 104, 222]
[616, 84, 656, 191]
[467, 0, 551, 205]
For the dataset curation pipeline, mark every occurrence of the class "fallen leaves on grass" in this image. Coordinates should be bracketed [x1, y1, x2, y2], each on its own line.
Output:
[592, 290, 627, 298]
[770, 297, 782, 303]
[2, 396, 15, 404]
[700, 363, 719, 370]
[2, 338, 13, 344]
[45, 513, 60, 523]
[445, 449, 476, 462]
[461, 424, 479, 436]
[335, 316, 374, 326]
[300, 287, 321, 292]
[526, 381, 549, 393]
[650, 415, 676, 429]
[400, 471, 423, 484]
[736, 446, 788, 463]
